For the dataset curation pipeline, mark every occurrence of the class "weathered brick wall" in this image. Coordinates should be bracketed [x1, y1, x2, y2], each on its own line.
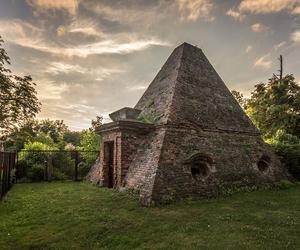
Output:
[149, 127, 287, 203]
[124, 128, 167, 205]
[119, 130, 148, 186]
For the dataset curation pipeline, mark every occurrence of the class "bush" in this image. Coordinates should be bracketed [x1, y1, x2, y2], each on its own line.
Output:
[27, 164, 45, 182]
[15, 159, 29, 180]
[268, 130, 300, 180]
[273, 144, 300, 180]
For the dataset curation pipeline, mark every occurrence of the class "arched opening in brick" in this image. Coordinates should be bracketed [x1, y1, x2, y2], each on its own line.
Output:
[185, 153, 213, 179]
[257, 155, 270, 172]
[191, 162, 209, 178]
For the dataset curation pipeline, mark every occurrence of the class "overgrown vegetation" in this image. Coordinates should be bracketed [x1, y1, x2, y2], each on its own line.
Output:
[1, 182, 300, 249]
[232, 59, 300, 180]
[3, 118, 102, 182]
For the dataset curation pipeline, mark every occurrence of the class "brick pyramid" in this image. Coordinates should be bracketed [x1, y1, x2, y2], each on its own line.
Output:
[124, 43, 288, 205]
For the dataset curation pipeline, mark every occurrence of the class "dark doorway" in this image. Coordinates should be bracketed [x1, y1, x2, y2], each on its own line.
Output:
[104, 141, 115, 188]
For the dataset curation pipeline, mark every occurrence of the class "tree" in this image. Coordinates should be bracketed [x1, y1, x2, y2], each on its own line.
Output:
[246, 74, 300, 139]
[0, 36, 40, 134]
[79, 130, 100, 151]
[63, 131, 81, 146]
[231, 90, 248, 109]
[90, 115, 103, 132]
[3, 119, 38, 151]
[3, 119, 69, 150]
[36, 119, 68, 143]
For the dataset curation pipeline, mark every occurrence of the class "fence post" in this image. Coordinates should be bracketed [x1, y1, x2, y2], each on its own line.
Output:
[74, 151, 79, 181]
[7, 153, 11, 189]
[0, 152, 3, 198]
[47, 154, 53, 182]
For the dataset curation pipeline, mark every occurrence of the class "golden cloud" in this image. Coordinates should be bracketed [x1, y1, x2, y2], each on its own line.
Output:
[177, 0, 214, 21]
[254, 55, 272, 69]
[27, 0, 79, 15]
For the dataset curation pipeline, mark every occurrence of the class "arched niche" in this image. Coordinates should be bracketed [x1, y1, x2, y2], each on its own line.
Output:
[184, 153, 213, 179]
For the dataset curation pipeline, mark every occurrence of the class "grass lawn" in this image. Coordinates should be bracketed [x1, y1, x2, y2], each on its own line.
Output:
[0, 182, 300, 250]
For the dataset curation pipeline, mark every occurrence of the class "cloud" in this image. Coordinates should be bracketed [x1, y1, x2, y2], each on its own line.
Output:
[27, 0, 79, 15]
[59, 18, 103, 38]
[177, 0, 214, 21]
[245, 45, 252, 53]
[239, 0, 298, 14]
[126, 85, 147, 92]
[291, 31, 300, 43]
[36, 79, 69, 101]
[292, 6, 300, 14]
[0, 19, 171, 58]
[251, 23, 269, 33]
[227, 0, 300, 20]
[226, 8, 245, 21]
[254, 55, 272, 69]
[81, 1, 167, 28]
[56, 26, 67, 36]
[273, 41, 286, 50]
[45, 62, 86, 75]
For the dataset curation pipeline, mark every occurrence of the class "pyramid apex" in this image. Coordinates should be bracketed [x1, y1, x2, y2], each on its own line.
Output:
[177, 42, 202, 51]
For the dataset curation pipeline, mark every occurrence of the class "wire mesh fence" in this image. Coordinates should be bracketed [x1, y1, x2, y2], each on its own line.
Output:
[0, 152, 16, 199]
[16, 150, 99, 182]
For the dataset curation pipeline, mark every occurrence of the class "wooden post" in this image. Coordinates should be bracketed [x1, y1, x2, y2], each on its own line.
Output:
[0, 152, 3, 198]
[7, 153, 11, 189]
[47, 155, 53, 182]
[278, 55, 283, 81]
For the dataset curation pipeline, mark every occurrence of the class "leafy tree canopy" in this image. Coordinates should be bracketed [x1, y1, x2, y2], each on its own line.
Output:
[246, 74, 300, 139]
[232, 74, 300, 140]
[3, 119, 69, 150]
[0, 36, 40, 134]
[79, 130, 100, 151]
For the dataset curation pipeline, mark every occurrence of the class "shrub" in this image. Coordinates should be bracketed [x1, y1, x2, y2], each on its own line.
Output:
[268, 130, 300, 180]
[27, 164, 45, 182]
[273, 144, 300, 180]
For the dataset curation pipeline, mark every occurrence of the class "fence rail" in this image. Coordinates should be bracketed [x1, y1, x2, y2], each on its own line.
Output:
[16, 150, 99, 182]
[0, 152, 16, 199]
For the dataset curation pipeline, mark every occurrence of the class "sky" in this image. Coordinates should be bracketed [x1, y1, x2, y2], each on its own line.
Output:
[0, 0, 299, 130]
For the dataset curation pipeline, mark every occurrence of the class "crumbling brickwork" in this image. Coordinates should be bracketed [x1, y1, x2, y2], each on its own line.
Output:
[88, 42, 288, 205]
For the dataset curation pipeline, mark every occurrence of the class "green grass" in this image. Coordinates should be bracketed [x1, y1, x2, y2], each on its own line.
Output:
[1, 182, 300, 250]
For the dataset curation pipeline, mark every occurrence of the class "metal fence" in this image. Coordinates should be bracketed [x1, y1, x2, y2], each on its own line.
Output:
[16, 150, 99, 182]
[0, 152, 16, 199]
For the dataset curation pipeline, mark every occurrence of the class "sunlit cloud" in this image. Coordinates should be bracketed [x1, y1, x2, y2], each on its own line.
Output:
[0, 19, 171, 58]
[292, 6, 300, 14]
[251, 23, 269, 33]
[291, 31, 300, 43]
[254, 55, 272, 69]
[177, 0, 214, 21]
[239, 0, 299, 14]
[59, 18, 103, 38]
[27, 0, 79, 15]
[126, 85, 147, 92]
[45, 62, 86, 75]
[227, 0, 300, 21]
[273, 41, 286, 50]
[245, 45, 252, 53]
[81, 1, 166, 27]
[36, 79, 69, 101]
[226, 8, 245, 21]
